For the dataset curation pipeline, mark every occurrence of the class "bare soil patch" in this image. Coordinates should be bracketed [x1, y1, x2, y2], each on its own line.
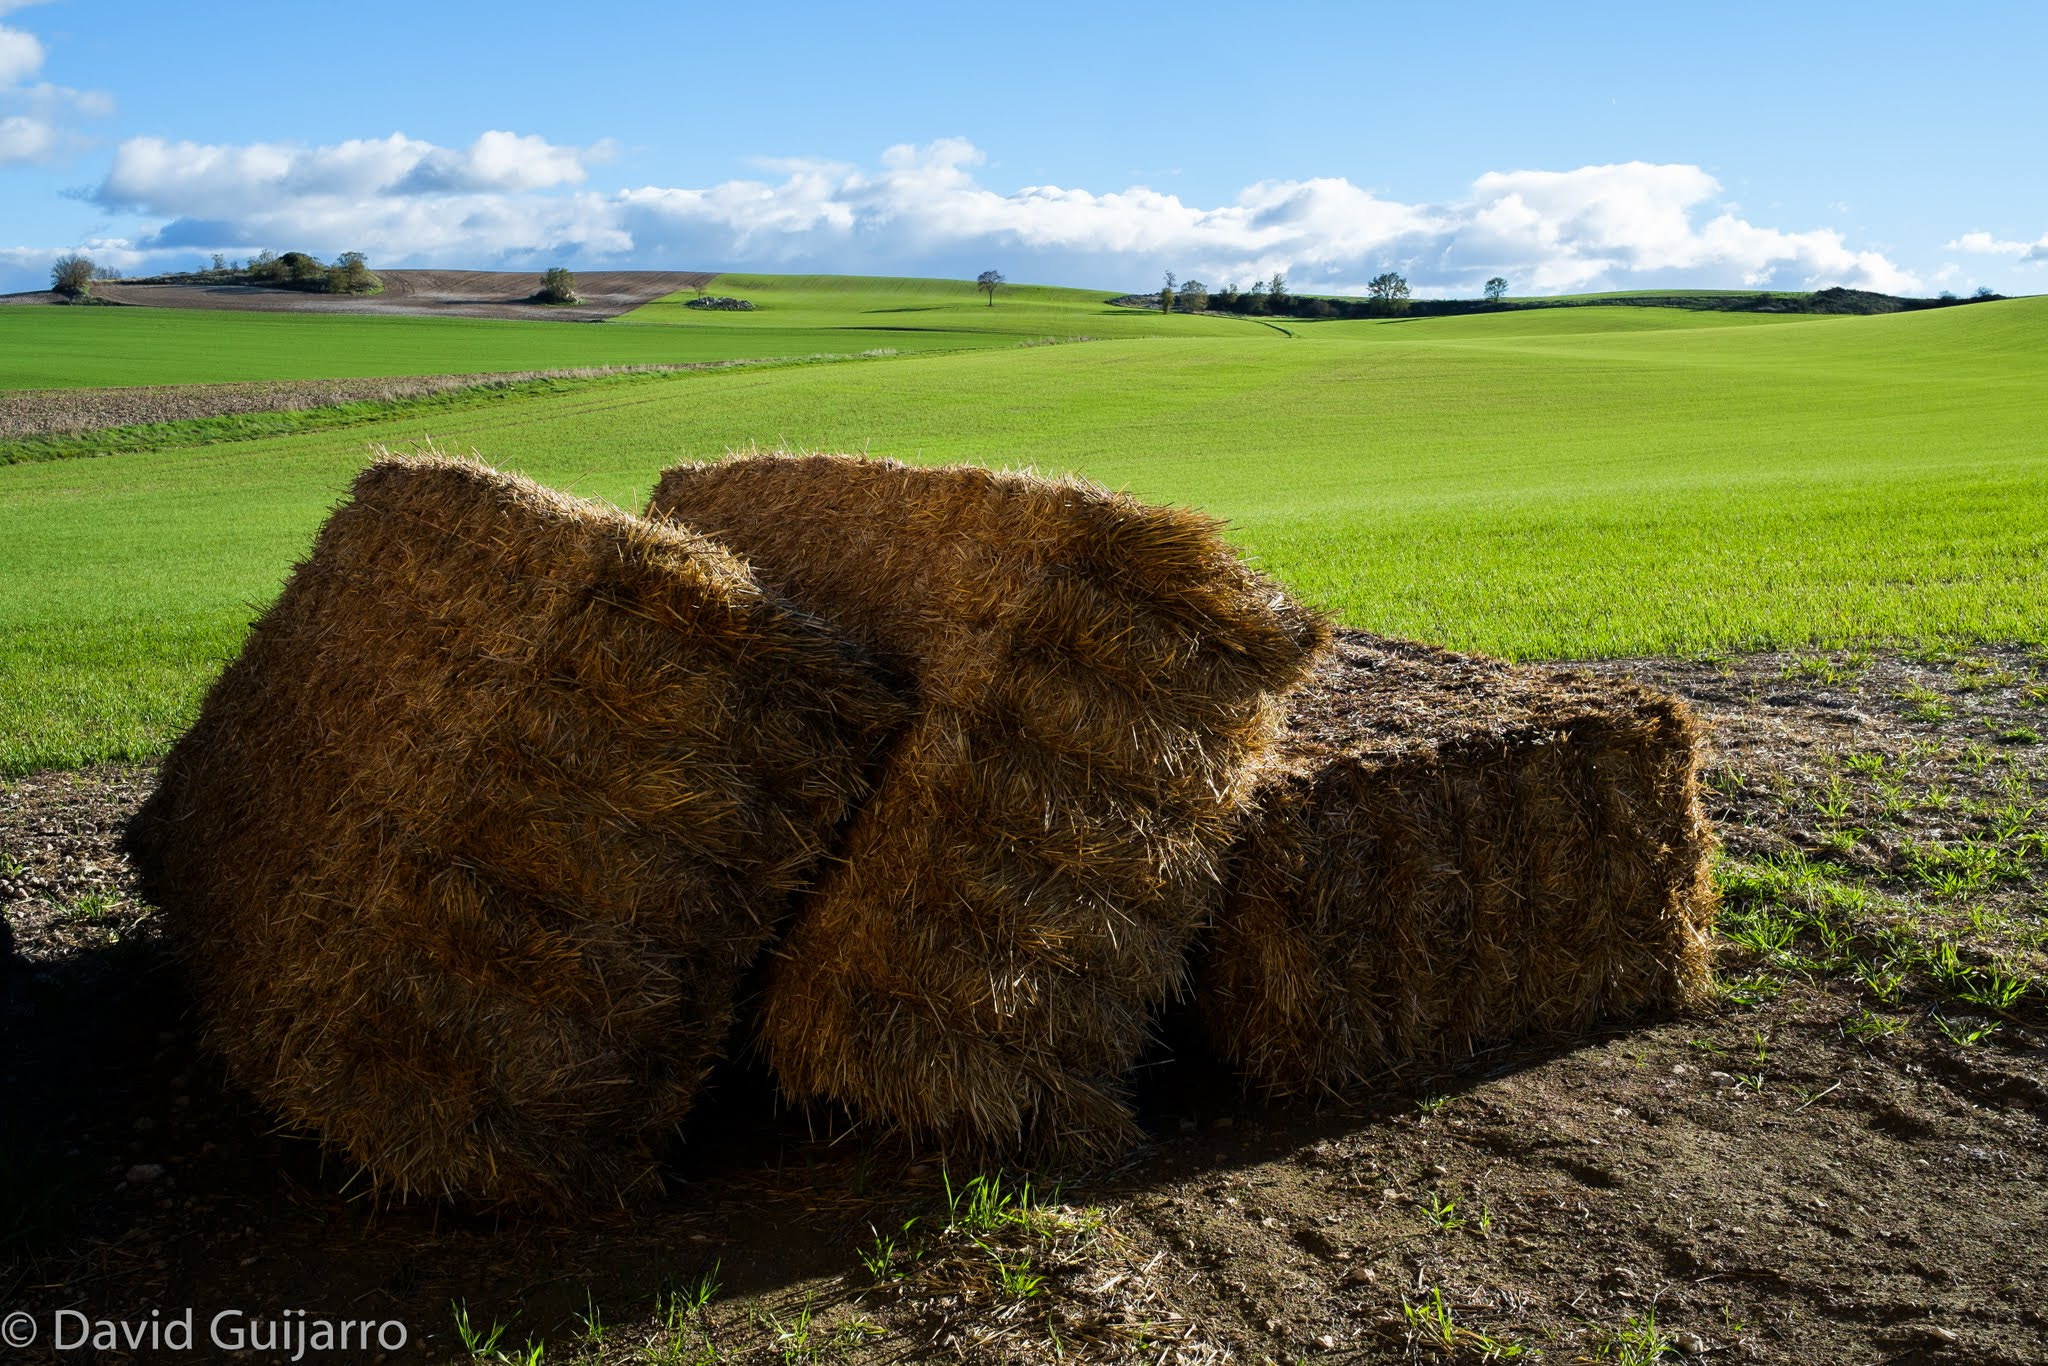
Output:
[2, 642, 2044, 1363]
[0, 367, 697, 440]
[26, 270, 718, 322]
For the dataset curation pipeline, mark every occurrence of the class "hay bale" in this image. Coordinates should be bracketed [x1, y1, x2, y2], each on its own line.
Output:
[1196, 632, 1716, 1095]
[646, 453, 1327, 1153]
[124, 455, 904, 1209]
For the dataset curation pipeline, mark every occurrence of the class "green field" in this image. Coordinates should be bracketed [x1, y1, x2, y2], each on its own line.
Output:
[0, 275, 1261, 389]
[2, 284, 2043, 774]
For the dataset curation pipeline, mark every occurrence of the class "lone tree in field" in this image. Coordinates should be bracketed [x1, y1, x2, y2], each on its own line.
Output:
[51, 254, 96, 298]
[1367, 271, 1411, 315]
[977, 269, 1005, 306]
[1160, 271, 1176, 314]
[1484, 276, 1509, 303]
[536, 266, 580, 304]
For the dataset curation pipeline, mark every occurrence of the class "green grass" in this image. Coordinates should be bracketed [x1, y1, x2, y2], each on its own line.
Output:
[613, 272, 1268, 343]
[0, 274, 1263, 389]
[1302, 306, 1823, 337]
[2, 288, 2044, 774]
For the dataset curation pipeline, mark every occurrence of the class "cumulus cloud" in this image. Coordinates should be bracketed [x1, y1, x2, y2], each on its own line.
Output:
[0, 6, 112, 166]
[42, 132, 1924, 295]
[1457, 163, 1922, 294]
[0, 109, 48, 160]
[98, 130, 605, 216]
[1945, 229, 2048, 263]
[0, 19, 40, 86]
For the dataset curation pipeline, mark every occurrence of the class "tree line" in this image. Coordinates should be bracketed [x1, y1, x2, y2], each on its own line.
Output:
[49, 249, 384, 300]
[1152, 270, 1514, 318]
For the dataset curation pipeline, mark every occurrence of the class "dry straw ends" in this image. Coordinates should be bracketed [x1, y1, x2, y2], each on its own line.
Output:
[1196, 633, 1717, 1096]
[124, 455, 904, 1210]
[646, 453, 1328, 1154]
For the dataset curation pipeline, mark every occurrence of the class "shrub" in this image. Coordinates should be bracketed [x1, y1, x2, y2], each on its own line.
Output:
[50, 254, 96, 298]
[280, 251, 326, 286]
[535, 266, 579, 304]
[325, 251, 380, 295]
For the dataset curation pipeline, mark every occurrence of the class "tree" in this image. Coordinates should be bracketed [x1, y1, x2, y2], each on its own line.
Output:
[1178, 278, 1208, 312]
[1972, 285, 1998, 299]
[326, 250, 379, 295]
[536, 266, 580, 304]
[247, 249, 281, 282]
[210, 253, 228, 273]
[1268, 272, 1289, 309]
[976, 269, 1005, 306]
[1484, 276, 1508, 304]
[1160, 270, 1176, 314]
[50, 253, 95, 297]
[279, 251, 326, 286]
[1367, 271, 1411, 314]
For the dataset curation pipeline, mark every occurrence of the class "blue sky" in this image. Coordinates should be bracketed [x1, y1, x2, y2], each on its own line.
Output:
[3, 0, 2044, 296]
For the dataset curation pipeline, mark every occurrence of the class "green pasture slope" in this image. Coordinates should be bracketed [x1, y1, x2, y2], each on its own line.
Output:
[2, 288, 2044, 774]
[0, 275, 1257, 389]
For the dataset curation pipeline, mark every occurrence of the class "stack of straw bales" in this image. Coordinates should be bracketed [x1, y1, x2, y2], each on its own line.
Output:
[126, 456, 904, 1209]
[647, 453, 1327, 1153]
[1195, 632, 1716, 1095]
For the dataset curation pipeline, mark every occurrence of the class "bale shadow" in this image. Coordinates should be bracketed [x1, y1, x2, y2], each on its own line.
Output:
[1, 921, 1659, 1360]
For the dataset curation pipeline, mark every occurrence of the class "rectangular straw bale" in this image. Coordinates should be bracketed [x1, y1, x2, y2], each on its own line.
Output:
[124, 455, 904, 1210]
[646, 453, 1327, 1153]
[1196, 631, 1715, 1095]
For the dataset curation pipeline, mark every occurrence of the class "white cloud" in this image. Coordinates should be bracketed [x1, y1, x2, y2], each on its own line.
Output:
[1457, 162, 1921, 294]
[0, 109, 48, 160]
[1946, 229, 2048, 263]
[98, 129, 604, 217]
[30, 133, 1925, 296]
[0, 8, 112, 166]
[0, 19, 40, 86]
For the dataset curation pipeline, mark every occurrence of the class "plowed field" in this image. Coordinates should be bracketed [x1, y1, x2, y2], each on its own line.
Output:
[80, 269, 716, 321]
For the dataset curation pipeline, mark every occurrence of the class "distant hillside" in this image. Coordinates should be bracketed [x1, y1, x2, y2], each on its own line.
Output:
[1115, 284, 2009, 321]
[1408, 286, 2003, 318]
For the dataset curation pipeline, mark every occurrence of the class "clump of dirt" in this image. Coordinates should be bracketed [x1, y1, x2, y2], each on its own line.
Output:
[2, 645, 2043, 1363]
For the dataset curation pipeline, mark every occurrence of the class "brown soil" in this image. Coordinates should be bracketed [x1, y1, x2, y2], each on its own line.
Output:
[0, 368, 698, 440]
[2, 643, 2044, 1364]
[5, 271, 717, 322]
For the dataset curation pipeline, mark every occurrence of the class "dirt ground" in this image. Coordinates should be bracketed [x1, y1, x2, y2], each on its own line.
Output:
[0, 368, 706, 442]
[2, 643, 2043, 1364]
[2, 271, 716, 323]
